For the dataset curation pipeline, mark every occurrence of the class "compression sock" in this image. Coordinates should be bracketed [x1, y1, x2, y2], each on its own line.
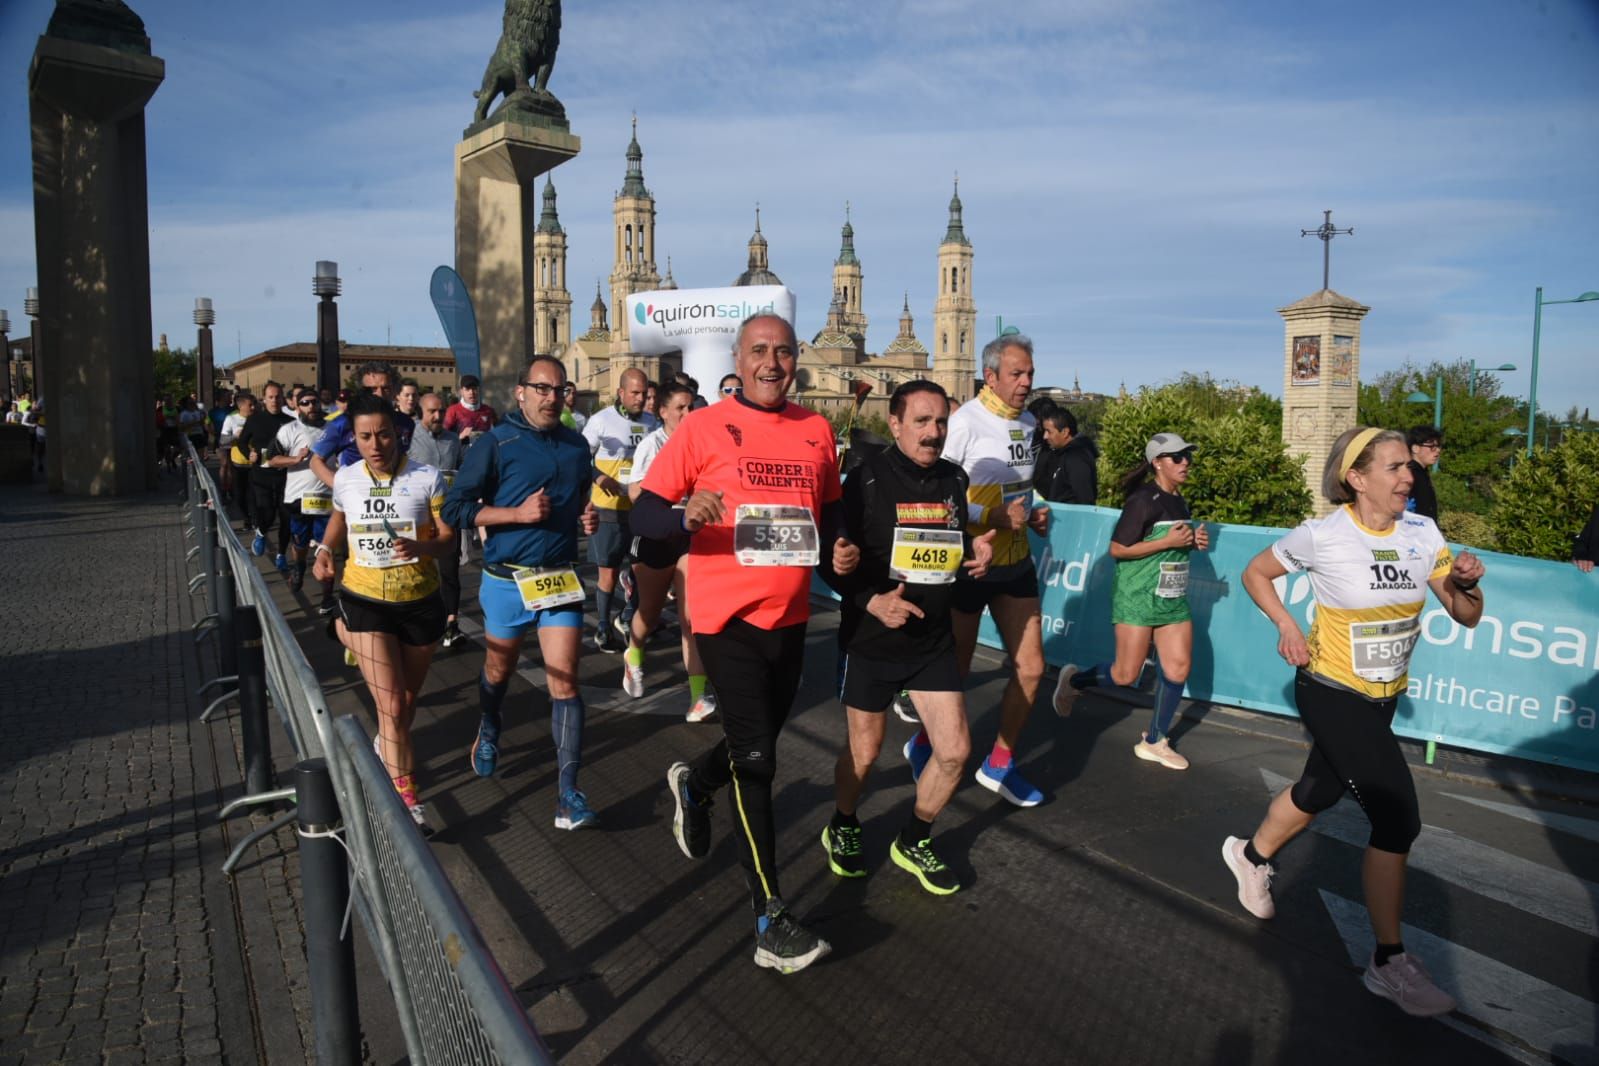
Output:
[625, 644, 644, 667]
[988, 742, 1014, 770]
[478, 671, 508, 733]
[1244, 839, 1271, 868]
[899, 815, 934, 849]
[552, 696, 585, 793]
[1147, 673, 1186, 743]
[595, 587, 614, 633]
[1374, 942, 1405, 967]
[689, 674, 708, 703]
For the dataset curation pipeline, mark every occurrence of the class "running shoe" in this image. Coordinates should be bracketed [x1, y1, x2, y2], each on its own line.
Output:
[667, 761, 711, 859]
[440, 621, 463, 648]
[1052, 665, 1079, 716]
[612, 614, 631, 643]
[251, 532, 266, 557]
[343, 648, 358, 668]
[622, 659, 645, 699]
[469, 717, 500, 778]
[974, 757, 1044, 807]
[821, 823, 866, 879]
[891, 691, 919, 724]
[752, 899, 831, 975]
[890, 837, 961, 895]
[903, 737, 931, 783]
[554, 788, 599, 831]
[273, 553, 289, 575]
[685, 692, 717, 723]
[1362, 952, 1456, 1017]
[1134, 736, 1190, 770]
[593, 627, 623, 654]
[1221, 836, 1275, 919]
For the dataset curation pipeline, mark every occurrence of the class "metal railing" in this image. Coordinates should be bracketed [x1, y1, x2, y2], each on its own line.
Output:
[180, 442, 550, 1065]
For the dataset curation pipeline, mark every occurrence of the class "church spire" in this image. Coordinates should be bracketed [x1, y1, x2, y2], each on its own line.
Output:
[620, 114, 649, 198]
[536, 176, 563, 234]
[943, 175, 969, 246]
[836, 201, 859, 266]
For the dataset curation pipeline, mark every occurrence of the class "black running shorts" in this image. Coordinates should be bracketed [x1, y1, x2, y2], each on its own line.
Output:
[952, 562, 1040, 615]
[839, 650, 961, 713]
[338, 590, 447, 647]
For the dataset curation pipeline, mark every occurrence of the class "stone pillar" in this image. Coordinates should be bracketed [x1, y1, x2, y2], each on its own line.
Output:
[455, 122, 580, 414]
[1278, 289, 1370, 515]
[29, 12, 164, 495]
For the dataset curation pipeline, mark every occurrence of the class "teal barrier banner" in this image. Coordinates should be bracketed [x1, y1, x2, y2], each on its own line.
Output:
[1006, 504, 1599, 774]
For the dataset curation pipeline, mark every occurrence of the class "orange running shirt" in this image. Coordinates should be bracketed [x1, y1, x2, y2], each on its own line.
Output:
[641, 399, 841, 635]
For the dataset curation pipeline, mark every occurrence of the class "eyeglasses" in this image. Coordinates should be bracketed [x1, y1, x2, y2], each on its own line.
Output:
[520, 382, 575, 397]
[1419, 442, 1443, 451]
[1159, 453, 1193, 465]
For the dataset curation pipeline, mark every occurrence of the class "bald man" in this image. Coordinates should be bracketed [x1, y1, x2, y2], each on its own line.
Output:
[582, 367, 659, 651]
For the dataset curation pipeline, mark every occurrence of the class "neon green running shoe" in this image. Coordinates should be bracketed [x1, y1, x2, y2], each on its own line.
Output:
[891, 837, 960, 895]
[821, 823, 866, 878]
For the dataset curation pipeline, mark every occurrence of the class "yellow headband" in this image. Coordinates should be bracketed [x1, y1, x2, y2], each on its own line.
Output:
[1338, 427, 1384, 481]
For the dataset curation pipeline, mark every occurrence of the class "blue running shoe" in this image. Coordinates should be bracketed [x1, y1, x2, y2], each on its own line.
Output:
[975, 757, 1044, 807]
[555, 788, 599, 830]
[273, 553, 289, 575]
[902, 736, 932, 783]
[251, 532, 267, 557]
[469, 717, 500, 778]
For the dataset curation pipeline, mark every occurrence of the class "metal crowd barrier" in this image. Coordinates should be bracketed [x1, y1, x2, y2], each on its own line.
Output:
[180, 442, 550, 1065]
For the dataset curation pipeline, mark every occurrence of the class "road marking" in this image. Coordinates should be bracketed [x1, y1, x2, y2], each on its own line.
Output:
[1260, 769, 1599, 937]
[1320, 890, 1596, 1065]
[1442, 792, 1599, 846]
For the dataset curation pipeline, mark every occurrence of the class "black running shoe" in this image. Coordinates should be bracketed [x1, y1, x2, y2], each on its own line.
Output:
[890, 837, 961, 895]
[821, 823, 866, 879]
[593, 627, 623, 654]
[668, 762, 711, 859]
[753, 899, 831, 974]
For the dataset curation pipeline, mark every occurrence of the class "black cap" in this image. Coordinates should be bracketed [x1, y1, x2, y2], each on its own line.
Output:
[460, 374, 481, 389]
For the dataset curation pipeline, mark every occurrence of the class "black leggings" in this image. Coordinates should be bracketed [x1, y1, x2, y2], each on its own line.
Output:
[688, 618, 808, 914]
[1288, 672, 1421, 855]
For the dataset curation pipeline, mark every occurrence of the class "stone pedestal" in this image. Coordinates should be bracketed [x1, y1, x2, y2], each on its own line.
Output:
[30, 33, 164, 495]
[1278, 289, 1370, 515]
[455, 122, 580, 413]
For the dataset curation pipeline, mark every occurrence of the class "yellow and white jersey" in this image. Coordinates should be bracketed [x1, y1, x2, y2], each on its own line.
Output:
[583, 405, 657, 513]
[332, 456, 447, 604]
[943, 388, 1037, 570]
[1271, 505, 1453, 700]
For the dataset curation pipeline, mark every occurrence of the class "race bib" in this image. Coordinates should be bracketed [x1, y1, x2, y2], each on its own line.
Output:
[300, 491, 332, 515]
[1349, 617, 1421, 683]
[1156, 560, 1189, 599]
[616, 460, 633, 482]
[1001, 479, 1033, 505]
[889, 528, 963, 585]
[734, 504, 819, 566]
[349, 519, 417, 569]
[513, 566, 583, 612]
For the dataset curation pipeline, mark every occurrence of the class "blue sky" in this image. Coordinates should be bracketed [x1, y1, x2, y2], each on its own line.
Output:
[2, 0, 1596, 412]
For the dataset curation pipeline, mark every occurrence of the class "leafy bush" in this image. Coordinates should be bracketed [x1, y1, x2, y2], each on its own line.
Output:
[1489, 432, 1599, 560]
[1095, 383, 1312, 527]
[1438, 510, 1496, 550]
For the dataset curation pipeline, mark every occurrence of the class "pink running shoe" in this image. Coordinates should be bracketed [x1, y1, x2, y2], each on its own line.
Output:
[1221, 836, 1275, 919]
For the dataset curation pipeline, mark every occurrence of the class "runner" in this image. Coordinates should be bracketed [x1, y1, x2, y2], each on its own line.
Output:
[395, 380, 421, 420]
[311, 392, 454, 827]
[1223, 426, 1486, 1017]
[310, 362, 415, 487]
[442, 355, 602, 830]
[236, 382, 292, 569]
[582, 367, 658, 653]
[619, 381, 710, 721]
[179, 396, 208, 461]
[443, 373, 497, 442]
[905, 334, 1051, 807]
[717, 373, 741, 402]
[633, 312, 858, 974]
[822, 380, 994, 895]
[1055, 432, 1207, 770]
[266, 389, 333, 604]
[408, 392, 465, 647]
[156, 395, 181, 471]
[219, 393, 253, 519]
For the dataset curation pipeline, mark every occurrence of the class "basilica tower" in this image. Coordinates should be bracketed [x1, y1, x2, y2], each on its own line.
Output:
[932, 178, 976, 401]
[609, 117, 660, 349]
[832, 204, 866, 342]
[533, 176, 572, 355]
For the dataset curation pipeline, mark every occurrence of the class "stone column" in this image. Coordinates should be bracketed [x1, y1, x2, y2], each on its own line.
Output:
[29, 13, 164, 495]
[1278, 289, 1370, 515]
[455, 122, 580, 413]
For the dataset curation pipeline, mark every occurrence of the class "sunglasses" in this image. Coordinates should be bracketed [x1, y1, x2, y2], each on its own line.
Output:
[297, 398, 317, 407]
[720, 386, 739, 395]
[1158, 453, 1193, 465]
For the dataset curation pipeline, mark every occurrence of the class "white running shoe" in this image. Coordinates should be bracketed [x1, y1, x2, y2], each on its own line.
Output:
[1221, 836, 1275, 919]
[891, 691, 919, 724]
[622, 659, 645, 698]
[1134, 736, 1189, 770]
[1053, 665, 1079, 717]
[1363, 952, 1456, 1017]
[686, 691, 717, 723]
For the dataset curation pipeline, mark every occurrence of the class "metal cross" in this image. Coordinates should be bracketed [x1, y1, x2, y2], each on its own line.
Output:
[1301, 209, 1353, 291]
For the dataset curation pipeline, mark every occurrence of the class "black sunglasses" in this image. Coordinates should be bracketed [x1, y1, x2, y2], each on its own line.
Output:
[1158, 452, 1193, 464]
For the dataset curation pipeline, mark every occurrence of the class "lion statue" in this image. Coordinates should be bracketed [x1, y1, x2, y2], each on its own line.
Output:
[472, 0, 562, 125]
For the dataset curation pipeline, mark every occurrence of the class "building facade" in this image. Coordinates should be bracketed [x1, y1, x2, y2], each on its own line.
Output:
[227, 343, 458, 397]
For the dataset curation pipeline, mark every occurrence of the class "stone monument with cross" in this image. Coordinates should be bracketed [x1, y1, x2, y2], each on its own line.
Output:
[1279, 210, 1369, 516]
[455, 0, 579, 413]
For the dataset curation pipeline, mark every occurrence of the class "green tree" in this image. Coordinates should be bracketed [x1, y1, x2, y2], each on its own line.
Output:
[1489, 431, 1599, 560]
[152, 346, 197, 402]
[1095, 380, 1312, 527]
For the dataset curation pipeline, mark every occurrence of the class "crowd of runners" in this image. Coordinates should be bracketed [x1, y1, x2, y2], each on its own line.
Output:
[196, 314, 1489, 1010]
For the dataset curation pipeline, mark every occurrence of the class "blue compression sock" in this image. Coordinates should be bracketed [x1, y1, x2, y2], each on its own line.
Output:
[552, 696, 585, 793]
[479, 672, 509, 733]
[1147, 673, 1185, 743]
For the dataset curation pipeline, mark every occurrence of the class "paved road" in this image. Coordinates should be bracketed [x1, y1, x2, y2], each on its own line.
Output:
[255, 538, 1598, 1065]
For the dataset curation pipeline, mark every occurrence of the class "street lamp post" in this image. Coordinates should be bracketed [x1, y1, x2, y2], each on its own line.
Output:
[194, 298, 216, 408]
[1468, 360, 1517, 398]
[24, 287, 39, 403]
[0, 309, 9, 405]
[1528, 287, 1599, 458]
[1405, 376, 1444, 470]
[313, 261, 342, 398]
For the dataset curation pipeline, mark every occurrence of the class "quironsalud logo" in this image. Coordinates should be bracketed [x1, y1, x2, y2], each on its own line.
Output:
[635, 303, 651, 325]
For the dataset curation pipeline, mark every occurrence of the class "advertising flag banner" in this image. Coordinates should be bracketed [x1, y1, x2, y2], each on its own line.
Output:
[430, 266, 481, 382]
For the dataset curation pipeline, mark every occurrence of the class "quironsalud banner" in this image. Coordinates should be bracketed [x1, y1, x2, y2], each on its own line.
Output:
[995, 504, 1599, 774]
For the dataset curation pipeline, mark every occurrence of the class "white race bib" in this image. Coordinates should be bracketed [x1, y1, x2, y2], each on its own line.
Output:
[1156, 560, 1189, 599]
[734, 504, 819, 566]
[1349, 617, 1420, 683]
[349, 519, 417, 569]
[889, 528, 963, 585]
[513, 567, 584, 612]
